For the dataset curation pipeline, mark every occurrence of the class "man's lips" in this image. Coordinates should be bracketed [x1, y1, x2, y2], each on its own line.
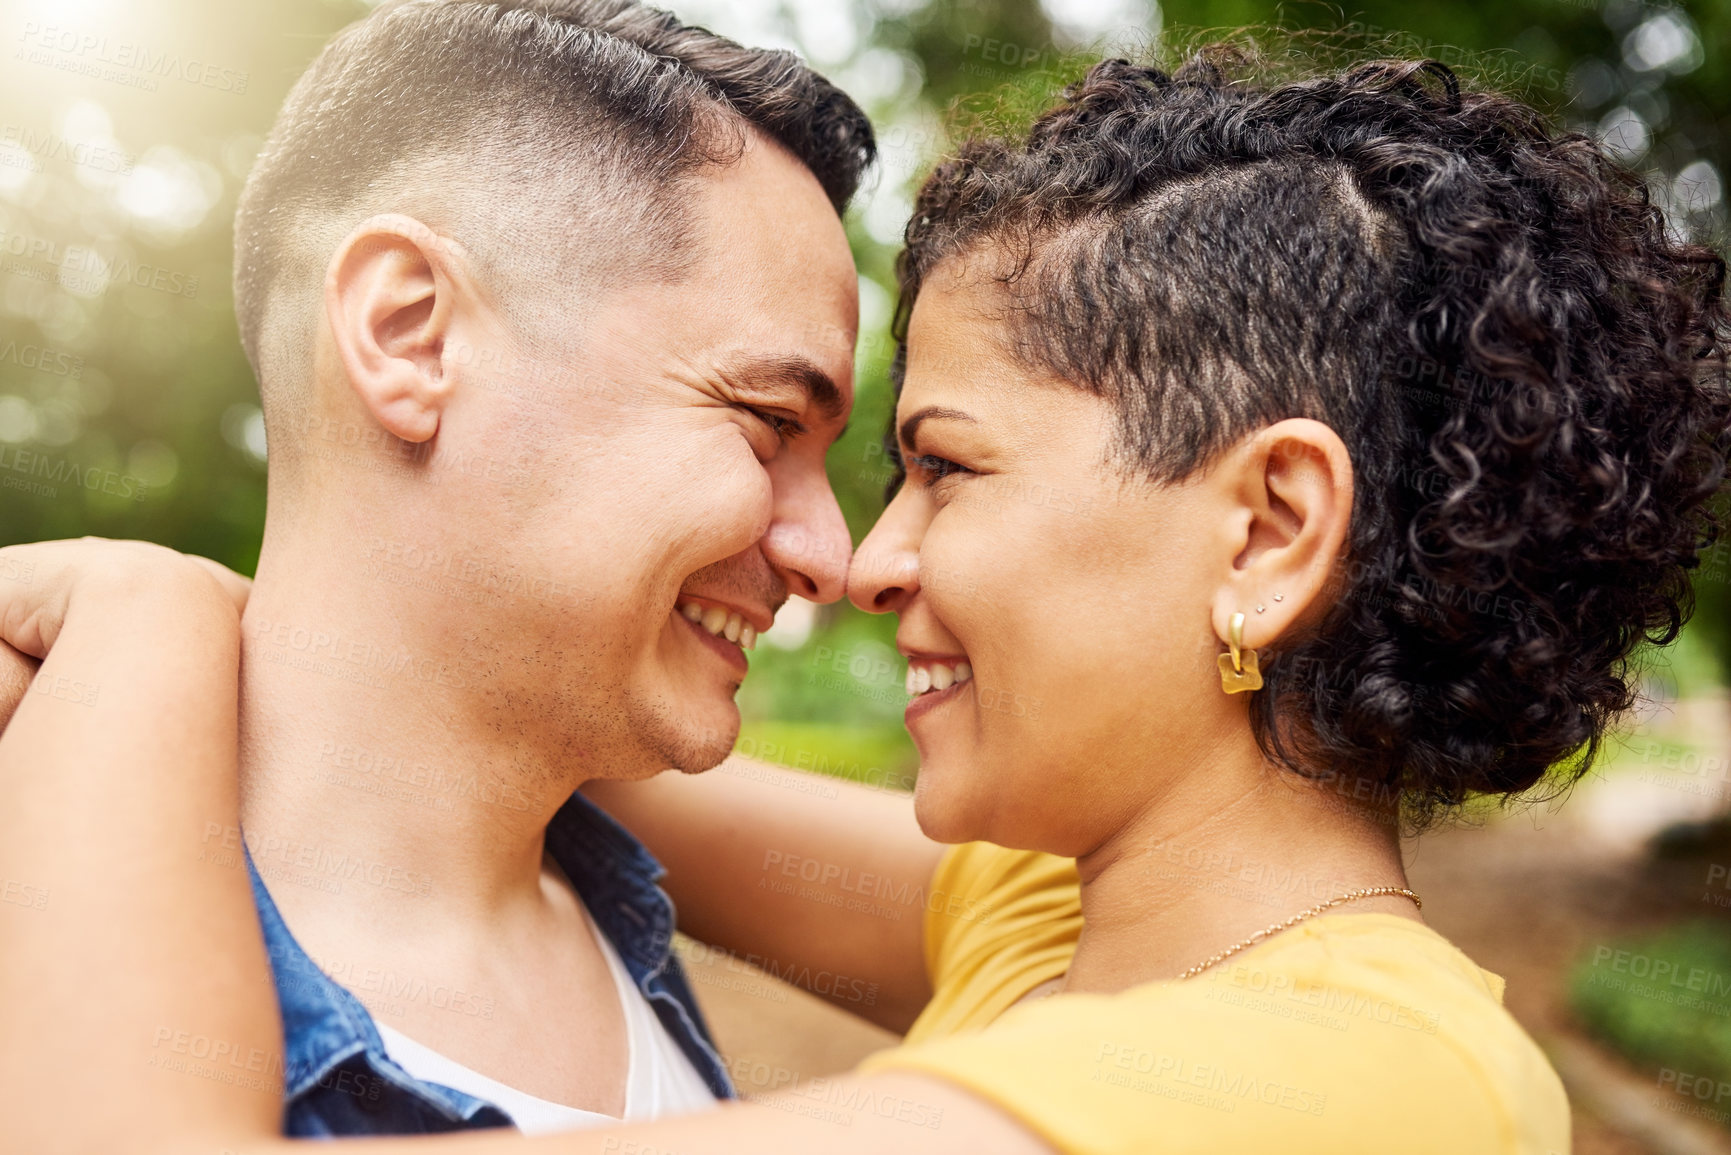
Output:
[675, 595, 775, 650]
[676, 606, 751, 673]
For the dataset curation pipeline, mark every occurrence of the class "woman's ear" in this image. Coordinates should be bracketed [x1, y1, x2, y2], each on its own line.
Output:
[1210, 418, 1354, 651]
[323, 214, 469, 444]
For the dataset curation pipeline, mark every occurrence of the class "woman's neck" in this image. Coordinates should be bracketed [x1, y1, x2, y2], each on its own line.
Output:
[1061, 757, 1416, 994]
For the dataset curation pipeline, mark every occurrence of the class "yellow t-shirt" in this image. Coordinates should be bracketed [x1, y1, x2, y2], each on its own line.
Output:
[862, 842, 1570, 1155]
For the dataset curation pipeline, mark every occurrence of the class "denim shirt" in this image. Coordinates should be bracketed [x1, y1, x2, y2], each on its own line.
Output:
[246, 791, 735, 1136]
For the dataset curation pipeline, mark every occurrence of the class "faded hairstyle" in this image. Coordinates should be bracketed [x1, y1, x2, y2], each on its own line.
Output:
[234, 0, 874, 463]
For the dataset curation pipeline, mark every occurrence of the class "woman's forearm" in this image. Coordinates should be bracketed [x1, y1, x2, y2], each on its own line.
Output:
[584, 759, 942, 1033]
[214, 1070, 1046, 1155]
[0, 565, 281, 1154]
[0, 550, 1043, 1155]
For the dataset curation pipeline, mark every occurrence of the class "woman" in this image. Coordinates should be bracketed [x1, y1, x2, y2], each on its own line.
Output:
[2, 50, 1725, 1154]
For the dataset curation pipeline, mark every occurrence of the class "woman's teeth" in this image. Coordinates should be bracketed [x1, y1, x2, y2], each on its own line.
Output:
[906, 659, 972, 697]
[679, 601, 757, 651]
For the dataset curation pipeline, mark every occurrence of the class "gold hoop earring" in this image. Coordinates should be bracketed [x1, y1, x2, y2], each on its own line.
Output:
[1218, 611, 1263, 694]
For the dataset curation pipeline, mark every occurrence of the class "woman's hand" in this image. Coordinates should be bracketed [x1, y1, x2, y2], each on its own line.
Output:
[0, 641, 33, 734]
[0, 537, 280, 1154]
[0, 538, 250, 732]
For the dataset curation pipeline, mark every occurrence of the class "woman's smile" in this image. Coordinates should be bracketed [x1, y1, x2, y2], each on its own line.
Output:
[903, 652, 975, 724]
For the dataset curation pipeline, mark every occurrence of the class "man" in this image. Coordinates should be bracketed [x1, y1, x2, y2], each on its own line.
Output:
[201, 0, 870, 1133]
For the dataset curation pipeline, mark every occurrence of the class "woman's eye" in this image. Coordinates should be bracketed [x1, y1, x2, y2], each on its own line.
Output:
[883, 442, 907, 501]
[913, 454, 971, 482]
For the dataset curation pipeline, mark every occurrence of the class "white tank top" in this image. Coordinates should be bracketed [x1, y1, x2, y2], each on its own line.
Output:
[376, 907, 717, 1134]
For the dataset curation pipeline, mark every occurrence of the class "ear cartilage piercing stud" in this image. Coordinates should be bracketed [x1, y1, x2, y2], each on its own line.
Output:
[1255, 605, 1266, 613]
[1272, 593, 1284, 602]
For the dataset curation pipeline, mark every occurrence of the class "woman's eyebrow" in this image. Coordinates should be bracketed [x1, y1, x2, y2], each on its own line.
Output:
[898, 406, 974, 451]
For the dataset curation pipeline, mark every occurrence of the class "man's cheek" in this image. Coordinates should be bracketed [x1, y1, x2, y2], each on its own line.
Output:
[690, 448, 776, 557]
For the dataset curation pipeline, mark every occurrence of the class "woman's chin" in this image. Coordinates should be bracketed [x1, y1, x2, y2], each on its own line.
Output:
[910, 767, 996, 846]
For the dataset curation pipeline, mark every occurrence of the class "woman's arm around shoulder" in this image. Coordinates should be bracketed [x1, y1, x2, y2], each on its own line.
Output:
[0, 539, 280, 1155]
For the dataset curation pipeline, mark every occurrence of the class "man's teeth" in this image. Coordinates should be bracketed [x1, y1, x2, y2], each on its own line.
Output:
[905, 660, 973, 697]
[678, 601, 757, 650]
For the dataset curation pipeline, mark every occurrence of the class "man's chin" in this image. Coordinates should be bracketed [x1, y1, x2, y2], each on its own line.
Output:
[659, 704, 742, 774]
[623, 673, 745, 774]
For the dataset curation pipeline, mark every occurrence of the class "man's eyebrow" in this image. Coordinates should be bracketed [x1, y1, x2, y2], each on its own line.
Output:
[899, 406, 974, 450]
[716, 355, 845, 422]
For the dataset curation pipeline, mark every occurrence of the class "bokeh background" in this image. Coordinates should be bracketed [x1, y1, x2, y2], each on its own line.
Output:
[1, 0, 1729, 1148]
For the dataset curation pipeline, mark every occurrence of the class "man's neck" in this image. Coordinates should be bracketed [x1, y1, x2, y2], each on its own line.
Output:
[237, 544, 581, 942]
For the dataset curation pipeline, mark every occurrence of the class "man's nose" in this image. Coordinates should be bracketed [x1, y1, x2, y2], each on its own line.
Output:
[761, 461, 853, 604]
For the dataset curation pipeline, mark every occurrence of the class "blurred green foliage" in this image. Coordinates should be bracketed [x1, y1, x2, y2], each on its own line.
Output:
[1571, 921, 1731, 1119]
[0, 0, 1726, 791]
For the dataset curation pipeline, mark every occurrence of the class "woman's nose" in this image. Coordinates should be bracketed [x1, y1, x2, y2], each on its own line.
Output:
[847, 490, 924, 614]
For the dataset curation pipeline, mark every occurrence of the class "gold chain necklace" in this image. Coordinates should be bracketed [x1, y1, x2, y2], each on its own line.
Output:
[1175, 886, 1423, 981]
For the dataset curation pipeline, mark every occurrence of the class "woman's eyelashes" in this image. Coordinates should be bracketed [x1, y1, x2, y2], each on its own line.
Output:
[883, 441, 908, 500]
[912, 453, 972, 483]
[879, 445, 969, 502]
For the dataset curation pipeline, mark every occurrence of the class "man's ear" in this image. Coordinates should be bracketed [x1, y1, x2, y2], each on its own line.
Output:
[1209, 418, 1354, 651]
[323, 214, 470, 444]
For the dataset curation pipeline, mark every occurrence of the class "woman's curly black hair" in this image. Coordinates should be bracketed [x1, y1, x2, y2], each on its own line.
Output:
[890, 47, 1731, 826]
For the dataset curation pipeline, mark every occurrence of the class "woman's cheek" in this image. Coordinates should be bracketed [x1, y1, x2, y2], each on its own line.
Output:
[915, 520, 984, 627]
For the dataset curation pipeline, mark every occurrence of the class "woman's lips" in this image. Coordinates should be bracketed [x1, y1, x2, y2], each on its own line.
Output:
[905, 656, 972, 696]
[904, 656, 973, 723]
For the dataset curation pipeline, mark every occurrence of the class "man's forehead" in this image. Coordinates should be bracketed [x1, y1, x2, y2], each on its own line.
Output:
[683, 133, 860, 346]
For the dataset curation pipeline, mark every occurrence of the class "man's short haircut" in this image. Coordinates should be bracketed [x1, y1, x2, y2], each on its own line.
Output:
[234, 0, 874, 453]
